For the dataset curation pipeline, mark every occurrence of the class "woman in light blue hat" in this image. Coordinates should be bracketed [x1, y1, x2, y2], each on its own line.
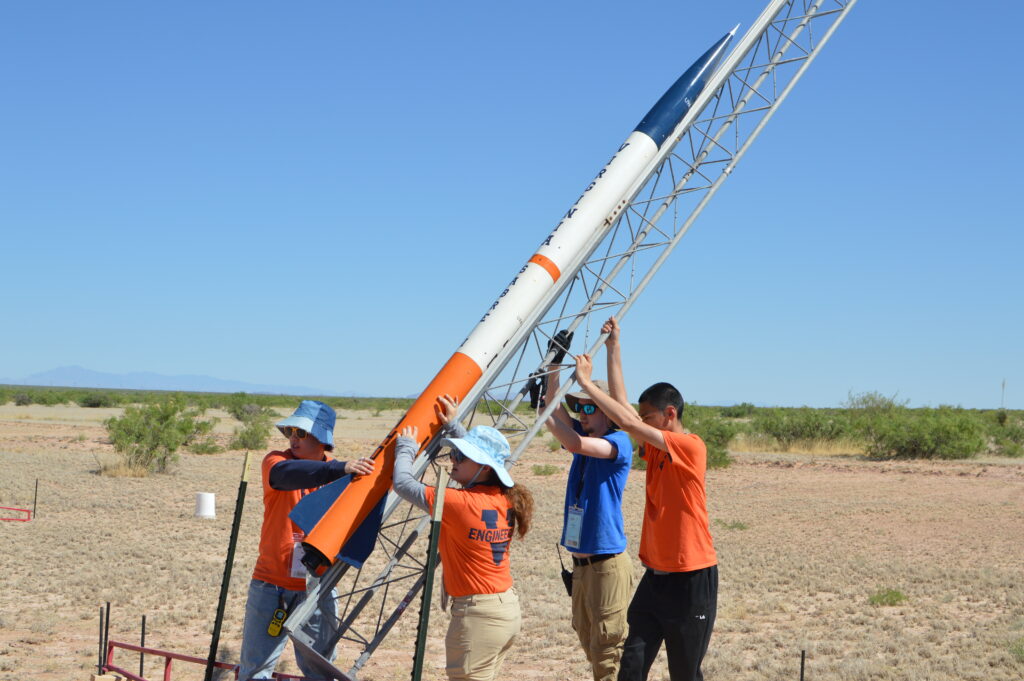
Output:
[239, 400, 374, 681]
[392, 394, 534, 681]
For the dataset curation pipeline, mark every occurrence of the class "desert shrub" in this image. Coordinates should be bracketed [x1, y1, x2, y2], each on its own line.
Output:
[547, 437, 561, 452]
[720, 402, 756, 418]
[868, 588, 907, 606]
[231, 419, 272, 450]
[752, 407, 851, 449]
[104, 400, 216, 473]
[862, 406, 985, 460]
[843, 391, 906, 432]
[13, 393, 32, 406]
[844, 391, 906, 411]
[230, 402, 274, 421]
[225, 393, 277, 422]
[30, 389, 71, 406]
[185, 393, 217, 410]
[329, 396, 415, 413]
[988, 415, 1024, 458]
[531, 464, 559, 476]
[77, 392, 118, 408]
[686, 405, 738, 469]
[33, 392, 58, 405]
[224, 393, 277, 451]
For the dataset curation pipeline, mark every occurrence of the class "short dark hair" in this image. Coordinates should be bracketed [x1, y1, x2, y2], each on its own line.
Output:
[638, 382, 685, 422]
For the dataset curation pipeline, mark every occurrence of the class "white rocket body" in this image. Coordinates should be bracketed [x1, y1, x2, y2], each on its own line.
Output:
[457, 130, 658, 369]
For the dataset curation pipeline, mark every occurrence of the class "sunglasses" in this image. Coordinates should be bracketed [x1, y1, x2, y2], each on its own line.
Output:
[440, 447, 467, 464]
[280, 426, 309, 439]
[576, 403, 598, 416]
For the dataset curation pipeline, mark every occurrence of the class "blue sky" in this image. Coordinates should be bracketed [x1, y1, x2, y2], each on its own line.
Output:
[2, 1, 1021, 409]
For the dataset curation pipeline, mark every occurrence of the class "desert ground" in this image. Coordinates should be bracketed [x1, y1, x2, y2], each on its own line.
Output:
[0, 403, 1022, 681]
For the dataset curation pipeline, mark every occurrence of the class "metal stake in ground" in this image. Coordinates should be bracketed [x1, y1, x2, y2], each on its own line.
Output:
[32, 478, 38, 520]
[140, 614, 147, 678]
[97, 606, 104, 675]
[104, 602, 111, 669]
[204, 451, 253, 681]
[411, 468, 448, 681]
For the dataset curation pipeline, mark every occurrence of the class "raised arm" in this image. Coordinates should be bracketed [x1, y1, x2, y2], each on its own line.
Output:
[575, 354, 667, 451]
[544, 364, 617, 459]
[547, 417, 618, 459]
[602, 317, 631, 410]
[436, 394, 467, 439]
[543, 365, 574, 430]
[392, 425, 431, 512]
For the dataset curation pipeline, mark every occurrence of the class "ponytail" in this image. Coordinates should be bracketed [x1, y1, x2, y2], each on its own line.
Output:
[501, 483, 534, 539]
[477, 467, 534, 539]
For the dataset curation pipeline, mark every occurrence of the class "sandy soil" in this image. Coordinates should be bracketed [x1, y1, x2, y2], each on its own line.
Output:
[0, 405, 1022, 681]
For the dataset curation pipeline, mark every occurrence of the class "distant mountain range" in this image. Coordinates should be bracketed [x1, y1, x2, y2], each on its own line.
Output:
[1, 365, 359, 397]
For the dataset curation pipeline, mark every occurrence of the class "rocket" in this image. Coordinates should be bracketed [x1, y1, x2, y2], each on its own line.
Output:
[298, 27, 736, 572]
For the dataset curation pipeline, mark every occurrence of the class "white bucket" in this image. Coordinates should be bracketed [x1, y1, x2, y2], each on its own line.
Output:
[195, 492, 216, 519]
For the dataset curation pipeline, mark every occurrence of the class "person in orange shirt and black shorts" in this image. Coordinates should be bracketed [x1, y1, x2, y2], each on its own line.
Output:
[574, 318, 718, 681]
[392, 395, 534, 681]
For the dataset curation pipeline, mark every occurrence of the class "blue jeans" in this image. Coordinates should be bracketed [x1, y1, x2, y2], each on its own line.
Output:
[238, 579, 339, 680]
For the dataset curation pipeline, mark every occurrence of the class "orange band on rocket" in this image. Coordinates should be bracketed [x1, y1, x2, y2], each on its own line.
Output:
[528, 253, 561, 282]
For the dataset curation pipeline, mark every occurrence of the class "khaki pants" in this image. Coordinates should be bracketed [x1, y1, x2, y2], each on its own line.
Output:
[571, 552, 634, 681]
[446, 588, 521, 681]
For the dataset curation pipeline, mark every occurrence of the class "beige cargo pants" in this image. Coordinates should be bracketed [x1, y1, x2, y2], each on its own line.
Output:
[445, 588, 521, 680]
[571, 552, 634, 681]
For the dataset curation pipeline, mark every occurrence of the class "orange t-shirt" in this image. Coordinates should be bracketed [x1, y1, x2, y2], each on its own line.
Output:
[252, 450, 333, 590]
[638, 430, 717, 572]
[424, 485, 514, 598]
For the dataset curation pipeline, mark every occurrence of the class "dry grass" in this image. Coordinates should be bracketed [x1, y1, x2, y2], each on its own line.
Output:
[92, 453, 151, 478]
[732, 431, 866, 456]
[1, 406, 1023, 680]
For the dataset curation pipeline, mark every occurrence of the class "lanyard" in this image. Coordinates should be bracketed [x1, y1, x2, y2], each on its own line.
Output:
[573, 455, 588, 506]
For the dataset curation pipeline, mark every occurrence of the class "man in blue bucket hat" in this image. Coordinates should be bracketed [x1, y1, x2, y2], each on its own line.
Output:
[239, 400, 374, 681]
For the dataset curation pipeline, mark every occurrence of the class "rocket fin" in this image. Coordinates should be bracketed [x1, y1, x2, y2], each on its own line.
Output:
[291, 477, 384, 568]
[338, 496, 385, 569]
[290, 476, 351, 535]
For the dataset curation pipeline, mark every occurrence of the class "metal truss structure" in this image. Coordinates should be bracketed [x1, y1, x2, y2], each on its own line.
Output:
[287, 1, 858, 678]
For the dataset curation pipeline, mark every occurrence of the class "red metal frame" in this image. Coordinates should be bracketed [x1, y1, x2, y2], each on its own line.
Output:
[0, 506, 31, 522]
[104, 640, 308, 681]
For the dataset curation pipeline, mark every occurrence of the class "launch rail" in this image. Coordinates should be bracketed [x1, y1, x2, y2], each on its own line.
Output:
[286, 1, 858, 679]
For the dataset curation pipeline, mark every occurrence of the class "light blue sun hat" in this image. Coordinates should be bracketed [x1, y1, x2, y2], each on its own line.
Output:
[441, 425, 514, 487]
[276, 400, 336, 451]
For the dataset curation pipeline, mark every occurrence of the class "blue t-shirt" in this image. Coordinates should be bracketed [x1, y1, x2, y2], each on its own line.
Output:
[560, 424, 632, 555]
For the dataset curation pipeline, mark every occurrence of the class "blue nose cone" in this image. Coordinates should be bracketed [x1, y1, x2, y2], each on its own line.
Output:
[634, 28, 736, 149]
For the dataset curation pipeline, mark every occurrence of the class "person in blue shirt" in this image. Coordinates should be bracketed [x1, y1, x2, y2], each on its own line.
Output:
[544, 322, 634, 681]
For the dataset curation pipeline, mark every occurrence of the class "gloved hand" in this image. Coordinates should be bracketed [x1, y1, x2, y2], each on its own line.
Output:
[547, 329, 573, 364]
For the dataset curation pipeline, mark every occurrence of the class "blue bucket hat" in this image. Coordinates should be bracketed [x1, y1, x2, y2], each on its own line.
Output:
[441, 425, 514, 487]
[276, 400, 336, 451]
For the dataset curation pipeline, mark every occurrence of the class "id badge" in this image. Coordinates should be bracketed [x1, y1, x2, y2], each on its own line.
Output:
[564, 506, 584, 549]
[290, 541, 307, 579]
